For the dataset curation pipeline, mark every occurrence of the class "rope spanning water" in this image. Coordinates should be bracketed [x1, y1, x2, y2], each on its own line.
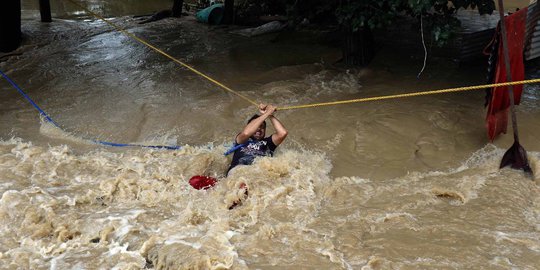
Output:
[66, 0, 540, 112]
[3, 6, 540, 153]
[277, 78, 540, 110]
[65, 0, 259, 108]
[0, 69, 181, 150]
[0, 70, 60, 127]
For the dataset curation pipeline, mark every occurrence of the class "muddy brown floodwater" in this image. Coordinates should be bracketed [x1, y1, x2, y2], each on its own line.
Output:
[0, 1, 539, 269]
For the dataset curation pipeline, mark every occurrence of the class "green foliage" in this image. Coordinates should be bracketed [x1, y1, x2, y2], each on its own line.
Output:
[451, 0, 496, 14]
[332, 0, 496, 46]
[286, 0, 337, 24]
[235, 0, 496, 47]
[335, 1, 406, 31]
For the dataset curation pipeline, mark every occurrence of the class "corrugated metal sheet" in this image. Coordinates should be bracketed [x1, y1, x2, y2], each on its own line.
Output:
[525, 1, 540, 60]
[457, 1, 540, 63]
[456, 10, 499, 62]
[459, 28, 495, 62]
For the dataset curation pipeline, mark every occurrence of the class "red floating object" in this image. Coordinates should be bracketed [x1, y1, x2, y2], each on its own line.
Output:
[189, 175, 218, 190]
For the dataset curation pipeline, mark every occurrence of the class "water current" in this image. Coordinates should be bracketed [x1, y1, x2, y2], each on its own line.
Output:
[0, 1, 539, 269]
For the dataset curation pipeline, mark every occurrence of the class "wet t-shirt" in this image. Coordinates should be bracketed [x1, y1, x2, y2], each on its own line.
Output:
[227, 136, 277, 173]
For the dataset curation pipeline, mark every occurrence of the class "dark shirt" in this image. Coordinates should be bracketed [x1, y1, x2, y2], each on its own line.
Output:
[227, 136, 277, 174]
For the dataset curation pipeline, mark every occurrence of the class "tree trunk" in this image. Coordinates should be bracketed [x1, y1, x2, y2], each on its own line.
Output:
[172, 0, 183, 17]
[39, 0, 52, 22]
[342, 26, 375, 66]
[223, 0, 234, 24]
[0, 0, 21, 52]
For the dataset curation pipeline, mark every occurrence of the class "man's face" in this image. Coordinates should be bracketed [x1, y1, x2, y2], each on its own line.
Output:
[253, 123, 266, 140]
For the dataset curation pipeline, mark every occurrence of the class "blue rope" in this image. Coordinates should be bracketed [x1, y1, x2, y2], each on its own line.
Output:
[0, 69, 181, 150]
[0, 69, 60, 128]
[224, 143, 246, 156]
[93, 140, 181, 150]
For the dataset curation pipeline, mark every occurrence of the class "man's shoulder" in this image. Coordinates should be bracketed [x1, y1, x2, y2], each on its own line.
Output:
[264, 136, 277, 149]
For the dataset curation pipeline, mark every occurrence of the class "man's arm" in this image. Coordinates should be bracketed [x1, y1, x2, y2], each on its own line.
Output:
[236, 104, 276, 144]
[269, 115, 288, 146]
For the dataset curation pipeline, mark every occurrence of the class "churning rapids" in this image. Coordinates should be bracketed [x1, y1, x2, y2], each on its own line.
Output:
[0, 2, 539, 269]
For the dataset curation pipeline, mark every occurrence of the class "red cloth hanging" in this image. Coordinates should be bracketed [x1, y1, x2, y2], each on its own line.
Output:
[486, 8, 528, 141]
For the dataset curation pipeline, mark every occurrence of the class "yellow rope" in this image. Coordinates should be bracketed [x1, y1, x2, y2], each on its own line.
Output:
[66, 0, 259, 107]
[65, 0, 540, 112]
[277, 78, 540, 110]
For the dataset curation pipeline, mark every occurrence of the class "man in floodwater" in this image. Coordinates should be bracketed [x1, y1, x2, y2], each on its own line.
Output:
[227, 103, 288, 175]
[189, 103, 286, 195]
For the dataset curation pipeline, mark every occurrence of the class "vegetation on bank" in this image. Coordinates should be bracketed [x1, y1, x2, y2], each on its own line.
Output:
[227, 0, 497, 66]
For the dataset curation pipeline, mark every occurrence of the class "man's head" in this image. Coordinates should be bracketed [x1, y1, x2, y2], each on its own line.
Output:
[248, 114, 266, 140]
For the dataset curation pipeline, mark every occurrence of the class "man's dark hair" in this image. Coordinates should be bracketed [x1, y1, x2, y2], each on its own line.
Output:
[247, 114, 266, 128]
